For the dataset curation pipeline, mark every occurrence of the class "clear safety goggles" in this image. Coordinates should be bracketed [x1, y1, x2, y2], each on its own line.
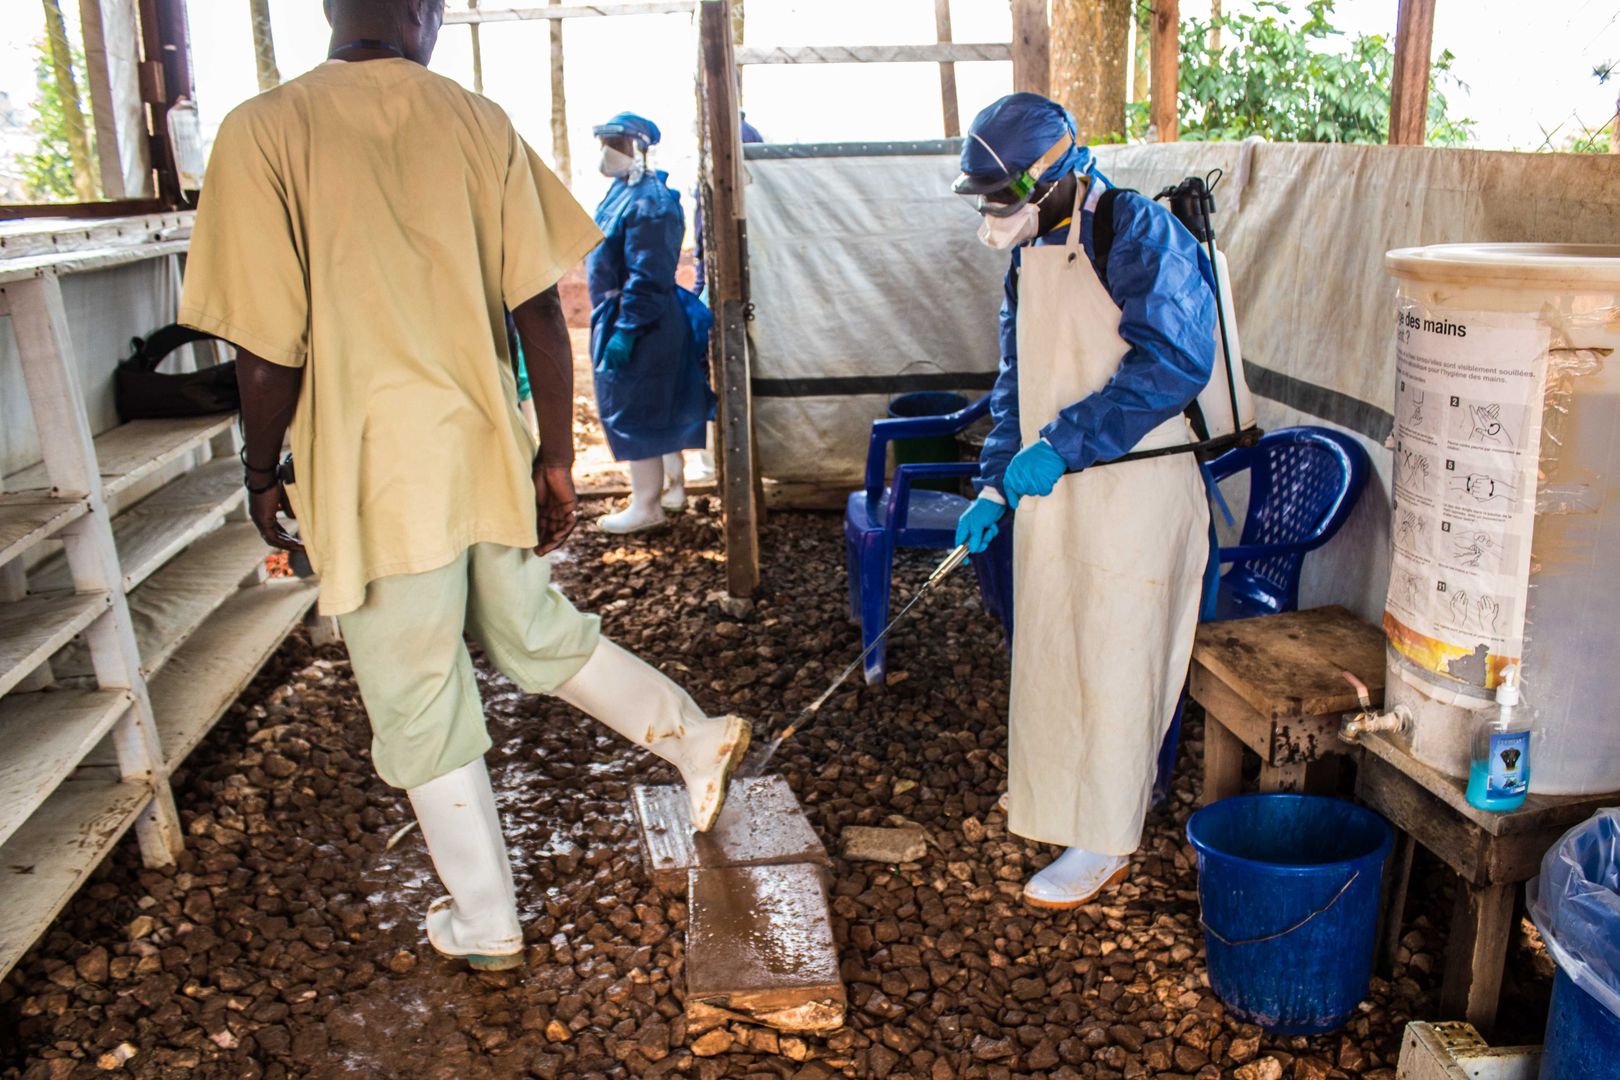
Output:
[953, 130, 1073, 217]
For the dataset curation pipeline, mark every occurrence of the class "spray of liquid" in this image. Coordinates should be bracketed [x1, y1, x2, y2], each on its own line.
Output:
[741, 545, 970, 776]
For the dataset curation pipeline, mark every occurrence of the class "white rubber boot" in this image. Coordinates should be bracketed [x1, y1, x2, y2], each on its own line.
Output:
[405, 758, 524, 969]
[1022, 847, 1131, 910]
[690, 423, 717, 483]
[554, 638, 750, 831]
[598, 458, 666, 534]
[661, 452, 686, 512]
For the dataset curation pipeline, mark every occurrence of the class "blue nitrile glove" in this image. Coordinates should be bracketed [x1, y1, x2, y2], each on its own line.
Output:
[601, 329, 639, 372]
[955, 496, 1006, 555]
[1002, 439, 1068, 508]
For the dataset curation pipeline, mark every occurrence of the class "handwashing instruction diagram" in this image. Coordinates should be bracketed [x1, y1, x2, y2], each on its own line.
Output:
[1384, 303, 1549, 685]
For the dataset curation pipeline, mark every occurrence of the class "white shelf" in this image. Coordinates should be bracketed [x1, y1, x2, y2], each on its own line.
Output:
[0, 689, 132, 848]
[32, 458, 245, 593]
[0, 590, 111, 698]
[151, 579, 318, 769]
[0, 777, 150, 978]
[53, 521, 268, 681]
[0, 493, 87, 567]
[5, 414, 238, 498]
[0, 239, 190, 286]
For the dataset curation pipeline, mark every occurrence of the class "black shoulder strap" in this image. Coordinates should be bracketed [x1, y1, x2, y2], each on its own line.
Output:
[1090, 186, 1131, 290]
[126, 324, 220, 372]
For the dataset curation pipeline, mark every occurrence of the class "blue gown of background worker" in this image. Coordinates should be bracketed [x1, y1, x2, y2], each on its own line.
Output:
[587, 112, 715, 462]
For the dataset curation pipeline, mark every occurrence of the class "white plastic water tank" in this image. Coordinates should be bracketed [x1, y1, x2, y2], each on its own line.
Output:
[1383, 244, 1620, 796]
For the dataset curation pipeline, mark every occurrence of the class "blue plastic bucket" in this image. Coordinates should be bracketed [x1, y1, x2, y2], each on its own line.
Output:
[1542, 967, 1620, 1079]
[1187, 794, 1393, 1034]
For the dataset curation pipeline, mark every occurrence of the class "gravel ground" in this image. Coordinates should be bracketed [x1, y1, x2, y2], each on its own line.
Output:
[2, 500, 1549, 1079]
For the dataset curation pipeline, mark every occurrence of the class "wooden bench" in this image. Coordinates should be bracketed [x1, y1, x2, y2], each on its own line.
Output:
[1356, 732, 1618, 1030]
[1190, 606, 1386, 802]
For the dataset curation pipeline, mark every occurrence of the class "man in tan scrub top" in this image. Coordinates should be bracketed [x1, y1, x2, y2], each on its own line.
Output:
[180, 0, 749, 971]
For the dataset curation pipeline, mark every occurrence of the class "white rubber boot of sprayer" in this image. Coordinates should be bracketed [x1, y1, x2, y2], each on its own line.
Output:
[554, 638, 750, 831]
[598, 458, 666, 533]
[661, 451, 686, 512]
[1023, 847, 1131, 910]
[406, 757, 524, 969]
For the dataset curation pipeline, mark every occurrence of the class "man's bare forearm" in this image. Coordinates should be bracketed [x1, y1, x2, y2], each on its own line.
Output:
[512, 287, 575, 468]
[236, 349, 303, 473]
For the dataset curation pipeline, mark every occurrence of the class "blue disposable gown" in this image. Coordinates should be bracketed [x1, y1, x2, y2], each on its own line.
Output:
[588, 169, 715, 460]
[977, 166, 1218, 497]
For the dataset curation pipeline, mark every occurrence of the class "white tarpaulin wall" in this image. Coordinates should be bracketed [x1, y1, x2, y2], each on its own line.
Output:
[745, 142, 1009, 486]
[743, 139, 1620, 623]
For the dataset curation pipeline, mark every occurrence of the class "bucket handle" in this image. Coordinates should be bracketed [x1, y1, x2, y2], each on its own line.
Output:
[1200, 870, 1361, 948]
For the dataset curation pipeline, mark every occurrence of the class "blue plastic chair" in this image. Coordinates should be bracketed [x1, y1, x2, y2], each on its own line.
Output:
[844, 394, 1014, 684]
[1206, 426, 1372, 619]
[1152, 425, 1372, 805]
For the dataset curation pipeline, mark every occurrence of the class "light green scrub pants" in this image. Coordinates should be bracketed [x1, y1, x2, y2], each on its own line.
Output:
[337, 543, 601, 790]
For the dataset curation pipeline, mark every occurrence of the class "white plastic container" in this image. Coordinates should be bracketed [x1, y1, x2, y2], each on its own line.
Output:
[1384, 244, 1620, 796]
[1199, 246, 1257, 440]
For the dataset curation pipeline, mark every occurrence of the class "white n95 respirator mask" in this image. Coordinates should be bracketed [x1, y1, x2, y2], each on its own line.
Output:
[978, 203, 1040, 250]
[599, 147, 636, 178]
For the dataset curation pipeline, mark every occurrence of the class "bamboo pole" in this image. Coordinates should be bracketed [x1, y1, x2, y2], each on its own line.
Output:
[549, 0, 571, 181]
[470, 0, 485, 94]
[248, 0, 280, 92]
[42, 0, 97, 201]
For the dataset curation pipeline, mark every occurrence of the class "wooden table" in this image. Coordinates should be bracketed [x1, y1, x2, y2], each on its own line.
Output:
[1190, 606, 1387, 802]
[1356, 732, 1618, 1030]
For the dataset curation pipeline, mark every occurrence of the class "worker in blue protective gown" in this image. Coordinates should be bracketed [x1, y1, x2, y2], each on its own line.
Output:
[587, 111, 715, 533]
[952, 93, 1217, 909]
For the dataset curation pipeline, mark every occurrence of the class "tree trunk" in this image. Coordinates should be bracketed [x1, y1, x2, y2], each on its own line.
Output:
[1150, 0, 1179, 141]
[1208, 0, 1221, 54]
[731, 0, 744, 97]
[41, 0, 96, 201]
[1049, 0, 1132, 146]
[1131, 1, 1150, 104]
[249, 0, 280, 92]
[549, 0, 571, 185]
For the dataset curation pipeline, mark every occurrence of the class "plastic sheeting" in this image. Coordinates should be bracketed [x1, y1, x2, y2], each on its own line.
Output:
[744, 142, 1009, 485]
[1529, 809, 1620, 1020]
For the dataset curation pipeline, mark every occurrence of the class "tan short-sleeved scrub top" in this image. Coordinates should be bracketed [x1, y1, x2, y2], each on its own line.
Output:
[180, 58, 602, 615]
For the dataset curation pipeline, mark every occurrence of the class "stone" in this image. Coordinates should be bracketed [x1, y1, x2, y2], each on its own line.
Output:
[685, 863, 846, 1034]
[689, 1028, 734, 1056]
[1235, 1059, 1284, 1080]
[841, 826, 928, 865]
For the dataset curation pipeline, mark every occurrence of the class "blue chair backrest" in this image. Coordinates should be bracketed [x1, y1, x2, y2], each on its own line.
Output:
[1212, 427, 1370, 609]
[863, 393, 990, 503]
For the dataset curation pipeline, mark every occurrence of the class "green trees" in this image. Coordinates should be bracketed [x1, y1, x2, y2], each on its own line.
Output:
[1130, 0, 1474, 147]
[22, 36, 100, 202]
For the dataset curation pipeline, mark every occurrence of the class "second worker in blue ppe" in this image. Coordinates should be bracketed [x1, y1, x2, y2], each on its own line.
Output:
[588, 111, 716, 533]
[952, 93, 1217, 909]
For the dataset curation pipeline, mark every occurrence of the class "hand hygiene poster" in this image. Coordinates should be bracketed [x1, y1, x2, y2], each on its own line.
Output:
[1384, 303, 1549, 689]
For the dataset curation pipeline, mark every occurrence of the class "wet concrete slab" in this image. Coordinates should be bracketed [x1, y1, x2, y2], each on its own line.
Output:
[630, 775, 830, 894]
[685, 862, 847, 1034]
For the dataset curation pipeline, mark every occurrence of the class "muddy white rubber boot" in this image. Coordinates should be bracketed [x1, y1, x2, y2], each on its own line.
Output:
[406, 757, 524, 970]
[598, 458, 666, 534]
[554, 638, 750, 831]
[1023, 847, 1131, 910]
[661, 452, 686, 512]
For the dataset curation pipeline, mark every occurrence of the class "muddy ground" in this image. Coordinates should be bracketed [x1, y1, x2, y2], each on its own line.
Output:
[2, 501, 1554, 1079]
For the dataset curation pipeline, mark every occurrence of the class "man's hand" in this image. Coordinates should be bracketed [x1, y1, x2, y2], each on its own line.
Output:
[248, 480, 304, 552]
[534, 463, 579, 555]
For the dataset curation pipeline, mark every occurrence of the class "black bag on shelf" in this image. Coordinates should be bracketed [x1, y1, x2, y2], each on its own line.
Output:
[114, 323, 239, 421]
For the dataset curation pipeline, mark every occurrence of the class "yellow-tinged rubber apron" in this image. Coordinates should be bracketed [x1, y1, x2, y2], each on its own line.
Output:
[1006, 179, 1210, 855]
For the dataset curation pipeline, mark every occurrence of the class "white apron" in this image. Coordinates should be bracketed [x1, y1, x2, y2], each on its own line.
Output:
[1005, 180, 1210, 855]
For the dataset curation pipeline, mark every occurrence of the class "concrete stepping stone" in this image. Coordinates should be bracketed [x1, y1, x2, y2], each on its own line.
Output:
[630, 775, 829, 894]
[685, 862, 847, 1034]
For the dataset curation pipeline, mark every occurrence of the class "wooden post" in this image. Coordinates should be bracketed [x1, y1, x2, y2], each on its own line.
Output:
[699, 0, 760, 597]
[137, 0, 195, 206]
[934, 0, 959, 138]
[1149, 0, 1179, 142]
[1009, 0, 1049, 97]
[1388, 0, 1436, 146]
[469, 0, 485, 95]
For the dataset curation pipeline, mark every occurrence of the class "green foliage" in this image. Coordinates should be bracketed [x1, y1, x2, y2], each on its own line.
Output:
[22, 37, 98, 202]
[1135, 0, 1474, 147]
